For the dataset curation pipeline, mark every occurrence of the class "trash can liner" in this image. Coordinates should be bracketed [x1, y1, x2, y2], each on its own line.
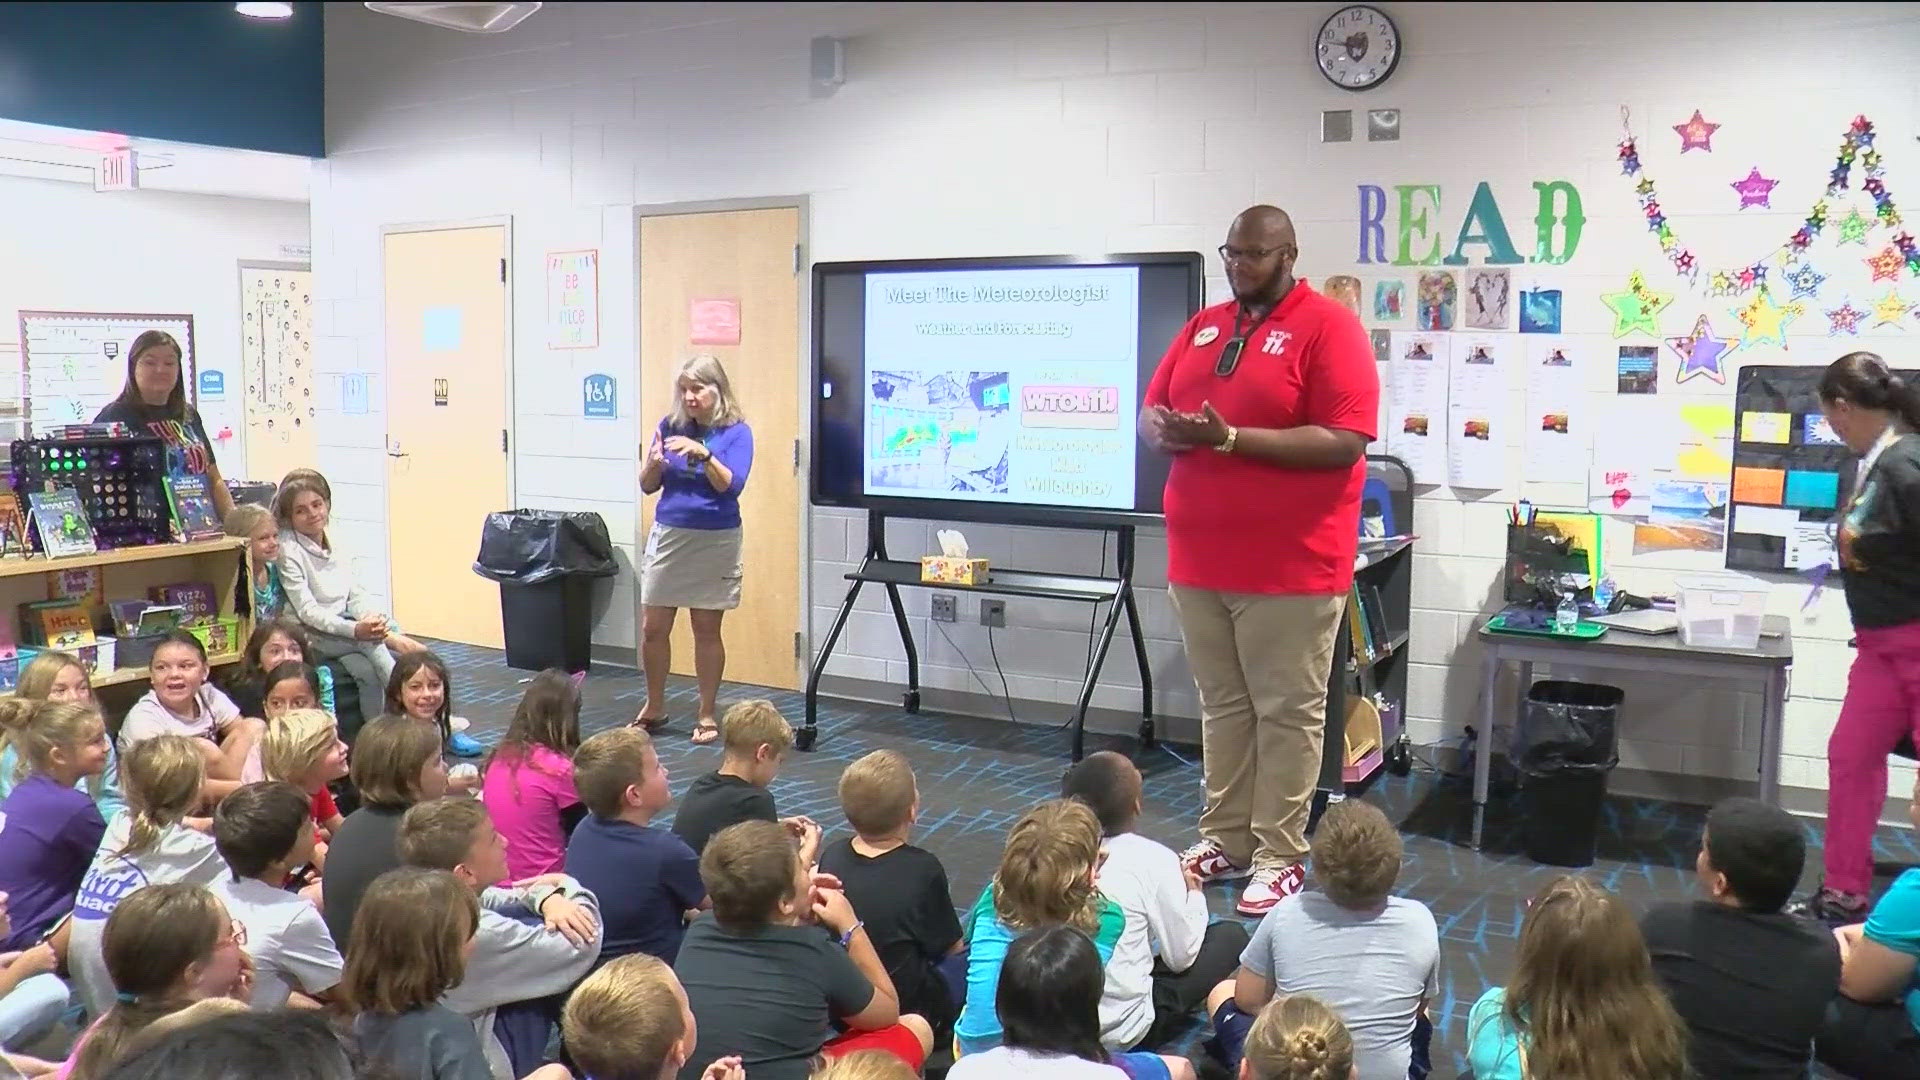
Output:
[473, 510, 618, 585]
[1512, 680, 1623, 777]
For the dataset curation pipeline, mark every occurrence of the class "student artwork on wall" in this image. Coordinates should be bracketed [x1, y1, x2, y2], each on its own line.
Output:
[1616, 346, 1658, 394]
[1464, 267, 1511, 329]
[1384, 331, 1450, 483]
[239, 263, 314, 482]
[1324, 275, 1363, 316]
[1726, 364, 1920, 573]
[1518, 289, 1562, 333]
[1664, 315, 1734, 385]
[546, 249, 601, 349]
[1372, 280, 1405, 322]
[1416, 271, 1456, 330]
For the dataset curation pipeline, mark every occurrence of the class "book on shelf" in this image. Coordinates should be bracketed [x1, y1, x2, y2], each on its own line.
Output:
[27, 488, 97, 558]
[49, 566, 105, 614]
[149, 583, 216, 626]
[21, 598, 96, 649]
[1359, 584, 1393, 652]
[164, 474, 225, 542]
[1346, 583, 1375, 664]
[0, 490, 28, 558]
[109, 600, 189, 637]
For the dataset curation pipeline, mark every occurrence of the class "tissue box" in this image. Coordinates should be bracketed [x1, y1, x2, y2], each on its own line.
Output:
[920, 556, 991, 585]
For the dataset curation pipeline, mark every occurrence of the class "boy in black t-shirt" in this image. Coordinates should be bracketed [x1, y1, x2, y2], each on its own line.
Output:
[1641, 797, 1840, 1080]
[672, 819, 932, 1080]
[671, 700, 818, 858]
[818, 750, 965, 1032]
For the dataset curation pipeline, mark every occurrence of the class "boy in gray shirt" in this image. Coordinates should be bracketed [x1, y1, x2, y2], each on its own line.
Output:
[1205, 799, 1438, 1080]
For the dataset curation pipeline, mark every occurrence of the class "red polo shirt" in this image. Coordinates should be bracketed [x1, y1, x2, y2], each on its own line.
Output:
[1143, 282, 1379, 595]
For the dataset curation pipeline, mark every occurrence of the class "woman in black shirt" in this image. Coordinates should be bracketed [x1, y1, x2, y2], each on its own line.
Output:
[93, 329, 235, 521]
[1796, 351, 1920, 923]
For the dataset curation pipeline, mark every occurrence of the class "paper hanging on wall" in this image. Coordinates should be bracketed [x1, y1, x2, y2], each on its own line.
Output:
[1324, 276, 1362, 316]
[1740, 411, 1792, 444]
[1447, 335, 1511, 490]
[1372, 280, 1405, 322]
[1733, 504, 1797, 538]
[1518, 289, 1562, 333]
[1633, 479, 1730, 554]
[1369, 328, 1390, 364]
[1787, 521, 1837, 570]
[1463, 268, 1511, 329]
[1590, 464, 1654, 516]
[1617, 346, 1659, 394]
[1523, 338, 1586, 484]
[422, 306, 463, 352]
[1601, 271, 1671, 338]
[1805, 415, 1844, 445]
[1666, 315, 1735, 385]
[1783, 469, 1841, 509]
[1731, 466, 1786, 505]
[1416, 271, 1456, 331]
[546, 250, 600, 349]
[340, 373, 369, 417]
[690, 297, 743, 346]
[1384, 331, 1450, 483]
[1674, 402, 1735, 482]
[1733, 287, 1801, 350]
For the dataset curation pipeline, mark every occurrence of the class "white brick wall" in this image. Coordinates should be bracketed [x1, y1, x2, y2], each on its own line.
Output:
[318, 1, 1920, 798]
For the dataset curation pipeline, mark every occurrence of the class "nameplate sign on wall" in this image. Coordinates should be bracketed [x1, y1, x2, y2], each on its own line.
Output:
[546, 249, 600, 349]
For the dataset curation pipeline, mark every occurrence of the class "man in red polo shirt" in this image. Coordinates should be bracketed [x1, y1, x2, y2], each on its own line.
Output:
[1140, 204, 1379, 916]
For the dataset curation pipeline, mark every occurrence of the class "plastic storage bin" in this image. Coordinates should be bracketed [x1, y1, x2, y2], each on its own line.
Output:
[20, 638, 118, 678]
[1675, 575, 1769, 650]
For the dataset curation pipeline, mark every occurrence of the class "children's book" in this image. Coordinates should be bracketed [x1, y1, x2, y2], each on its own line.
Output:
[28, 489, 97, 558]
[49, 566, 104, 613]
[165, 474, 225, 542]
[0, 490, 28, 558]
[21, 598, 96, 648]
[150, 583, 216, 625]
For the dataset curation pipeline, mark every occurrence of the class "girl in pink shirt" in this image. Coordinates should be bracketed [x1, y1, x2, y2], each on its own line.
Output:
[479, 669, 584, 880]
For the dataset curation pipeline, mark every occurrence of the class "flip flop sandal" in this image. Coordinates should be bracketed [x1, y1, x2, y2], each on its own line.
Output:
[629, 714, 669, 731]
[690, 720, 721, 745]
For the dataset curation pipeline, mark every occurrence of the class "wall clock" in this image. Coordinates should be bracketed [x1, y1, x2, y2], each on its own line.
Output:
[1315, 5, 1401, 91]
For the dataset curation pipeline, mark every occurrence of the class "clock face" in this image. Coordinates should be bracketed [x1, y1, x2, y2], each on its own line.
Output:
[1316, 5, 1400, 91]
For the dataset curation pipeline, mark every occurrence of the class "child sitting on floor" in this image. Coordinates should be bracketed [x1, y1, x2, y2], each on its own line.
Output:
[1240, 995, 1357, 1080]
[0, 698, 112, 949]
[344, 867, 569, 1080]
[481, 669, 584, 880]
[1210, 799, 1435, 1080]
[69, 736, 223, 1017]
[210, 782, 342, 1009]
[397, 797, 599, 1079]
[565, 728, 705, 966]
[320, 716, 448, 949]
[0, 887, 69, 1061]
[672, 819, 932, 1079]
[559, 953, 743, 1080]
[229, 620, 339, 721]
[1064, 751, 1249, 1051]
[261, 707, 349, 848]
[672, 700, 817, 858]
[1818, 769, 1920, 1080]
[387, 651, 483, 768]
[119, 632, 264, 804]
[818, 750, 964, 1034]
[4, 652, 123, 821]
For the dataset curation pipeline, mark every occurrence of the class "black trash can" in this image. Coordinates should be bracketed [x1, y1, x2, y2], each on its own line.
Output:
[473, 510, 619, 673]
[1514, 680, 1624, 867]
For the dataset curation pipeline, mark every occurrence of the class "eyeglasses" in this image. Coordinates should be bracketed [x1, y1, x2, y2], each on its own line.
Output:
[1218, 244, 1287, 264]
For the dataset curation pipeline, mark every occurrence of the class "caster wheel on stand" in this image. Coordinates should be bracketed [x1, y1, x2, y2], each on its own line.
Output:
[903, 690, 921, 714]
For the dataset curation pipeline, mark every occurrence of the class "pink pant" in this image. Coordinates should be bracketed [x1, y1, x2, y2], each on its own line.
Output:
[1825, 620, 1920, 895]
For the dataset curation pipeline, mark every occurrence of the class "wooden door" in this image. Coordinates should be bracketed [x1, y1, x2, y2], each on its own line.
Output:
[382, 226, 510, 647]
[239, 264, 316, 483]
[638, 208, 802, 690]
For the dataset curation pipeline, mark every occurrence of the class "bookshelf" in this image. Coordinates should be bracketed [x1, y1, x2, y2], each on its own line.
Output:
[1319, 455, 1414, 795]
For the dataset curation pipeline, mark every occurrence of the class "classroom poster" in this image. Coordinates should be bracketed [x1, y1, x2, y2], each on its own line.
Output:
[1447, 334, 1512, 489]
[545, 249, 600, 349]
[1522, 337, 1586, 484]
[1385, 331, 1450, 483]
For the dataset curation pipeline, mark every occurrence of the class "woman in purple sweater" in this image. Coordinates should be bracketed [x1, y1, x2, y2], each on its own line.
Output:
[634, 354, 755, 743]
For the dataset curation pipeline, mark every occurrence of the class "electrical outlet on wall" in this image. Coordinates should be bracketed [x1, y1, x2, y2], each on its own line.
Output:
[931, 594, 957, 622]
[980, 599, 1006, 627]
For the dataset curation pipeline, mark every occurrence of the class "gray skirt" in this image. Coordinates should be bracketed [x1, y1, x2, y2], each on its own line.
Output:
[640, 523, 743, 610]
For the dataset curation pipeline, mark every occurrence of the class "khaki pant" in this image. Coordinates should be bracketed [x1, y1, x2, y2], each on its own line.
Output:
[1169, 584, 1346, 870]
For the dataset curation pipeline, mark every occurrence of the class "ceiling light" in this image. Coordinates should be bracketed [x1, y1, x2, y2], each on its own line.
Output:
[235, 2, 293, 17]
[364, 3, 543, 35]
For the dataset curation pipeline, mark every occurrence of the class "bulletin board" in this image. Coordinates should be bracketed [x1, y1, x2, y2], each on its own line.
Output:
[18, 311, 197, 434]
[1726, 364, 1918, 573]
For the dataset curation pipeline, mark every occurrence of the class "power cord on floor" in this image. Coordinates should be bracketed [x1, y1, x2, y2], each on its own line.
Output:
[932, 618, 1019, 724]
[984, 625, 1019, 724]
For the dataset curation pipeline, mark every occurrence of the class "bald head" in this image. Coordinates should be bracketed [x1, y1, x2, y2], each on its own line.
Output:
[1224, 205, 1299, 306]
[1061, 750, 1143, 837]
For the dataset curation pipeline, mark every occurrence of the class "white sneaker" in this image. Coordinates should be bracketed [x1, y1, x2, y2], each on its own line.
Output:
[1236, 863, 1306, 917]
[1179, 839, 1252, 883]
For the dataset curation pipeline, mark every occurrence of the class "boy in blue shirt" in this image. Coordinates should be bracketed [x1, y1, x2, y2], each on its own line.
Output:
[565, 728, 706, 965]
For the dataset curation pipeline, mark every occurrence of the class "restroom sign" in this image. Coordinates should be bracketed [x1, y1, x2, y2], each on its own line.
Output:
[433, 379, 449, 407]
[582, 373, 616, 419]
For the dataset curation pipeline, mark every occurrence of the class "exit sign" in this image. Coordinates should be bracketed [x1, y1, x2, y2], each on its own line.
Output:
[96, 149, 139, 192]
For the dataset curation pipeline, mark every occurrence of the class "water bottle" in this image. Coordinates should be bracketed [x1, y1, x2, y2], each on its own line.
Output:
[1555, 590, 1579, 634]
[1594, 575, 1616, 613]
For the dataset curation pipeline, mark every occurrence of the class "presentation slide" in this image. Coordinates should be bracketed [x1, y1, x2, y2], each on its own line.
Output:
[860, 266, 1141, 510]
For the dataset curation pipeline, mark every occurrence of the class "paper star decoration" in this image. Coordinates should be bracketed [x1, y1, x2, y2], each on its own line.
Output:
[1734, 286, 1803, 350]
[1673, 110, 1720, 152]
[1872, 290, 1915, 328]
[1665, 315, 1736, 384]
[1784, 262, 1827, 300]
[1602, 271, 1673, 338]
[1837, 207, 1874, 245]
[1827, 300, 1866, 336]
[1731, 167, 1779, 210]
[1866, 245, 1905, 282]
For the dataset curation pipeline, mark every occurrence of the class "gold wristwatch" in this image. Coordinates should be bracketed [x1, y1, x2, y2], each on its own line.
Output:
[1215, 425, 1239, 454]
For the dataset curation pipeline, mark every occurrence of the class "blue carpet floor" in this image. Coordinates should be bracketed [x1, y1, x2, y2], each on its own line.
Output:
[429, 640, 1920, 1078]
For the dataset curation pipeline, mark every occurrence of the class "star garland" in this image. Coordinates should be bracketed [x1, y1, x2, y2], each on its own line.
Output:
[1617, 110, 1920, 289]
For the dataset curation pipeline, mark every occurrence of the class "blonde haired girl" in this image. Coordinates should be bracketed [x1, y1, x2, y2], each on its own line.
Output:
[224, 503, 284, 621]
[0, 698, 112, 948]
[68, 736, 224, 1017]
[635, 353, 754, 742]
[3, 651, 123, 818]
[262, 708, 349, 843]
[1468, 875, 1688, 1079]
[1241, 995, 1356, 1080]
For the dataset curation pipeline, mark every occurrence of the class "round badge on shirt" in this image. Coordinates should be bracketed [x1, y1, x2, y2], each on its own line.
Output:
[1193, 326, 1219, 346]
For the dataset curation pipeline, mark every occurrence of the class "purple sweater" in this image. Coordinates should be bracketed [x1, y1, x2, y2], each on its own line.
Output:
[654, 419, 753, 530]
